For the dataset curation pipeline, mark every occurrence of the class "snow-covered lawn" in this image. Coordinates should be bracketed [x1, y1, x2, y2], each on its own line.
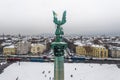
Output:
[0, 62, 120, 80]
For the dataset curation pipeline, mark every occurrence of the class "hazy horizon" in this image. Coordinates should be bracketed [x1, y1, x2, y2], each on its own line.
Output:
[0, 0, 120, 35]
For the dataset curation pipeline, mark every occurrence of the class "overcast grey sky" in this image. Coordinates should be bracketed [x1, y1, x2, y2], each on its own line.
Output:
[0, 0, 120, 35]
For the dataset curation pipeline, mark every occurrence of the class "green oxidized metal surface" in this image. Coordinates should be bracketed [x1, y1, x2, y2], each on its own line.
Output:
[51, 42, 67, 57]
[54, 56, 64, 80]
[51, 11, 67, 80]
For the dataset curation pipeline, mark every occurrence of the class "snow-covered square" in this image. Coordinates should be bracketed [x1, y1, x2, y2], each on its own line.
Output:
[0, 62, 120, 80]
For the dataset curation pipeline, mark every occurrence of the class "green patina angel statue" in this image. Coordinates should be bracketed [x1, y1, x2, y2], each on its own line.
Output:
[53, 11, 66, 36]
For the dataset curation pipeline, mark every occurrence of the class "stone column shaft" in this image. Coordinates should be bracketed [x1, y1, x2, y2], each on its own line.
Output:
[54, 56, 64, 80]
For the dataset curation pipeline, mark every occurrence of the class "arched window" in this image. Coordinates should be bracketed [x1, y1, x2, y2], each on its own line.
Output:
[37, 47, 40, 51]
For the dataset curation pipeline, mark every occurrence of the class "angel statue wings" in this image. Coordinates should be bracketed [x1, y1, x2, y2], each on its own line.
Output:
[53, 11, 66, 36]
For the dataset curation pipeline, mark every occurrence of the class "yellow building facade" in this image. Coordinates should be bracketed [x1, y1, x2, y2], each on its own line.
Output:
[92, 46, 108, 58]
[31, 44, 46, 55]
[76, 46, 86, 56]
[76, 45, 108, 58]
[3, 45, 16, 55]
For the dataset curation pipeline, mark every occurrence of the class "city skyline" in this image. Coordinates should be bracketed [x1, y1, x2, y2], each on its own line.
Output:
[0, 0, 120, 35]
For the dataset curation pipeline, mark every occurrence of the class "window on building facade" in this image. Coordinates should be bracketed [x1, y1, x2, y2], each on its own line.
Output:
[104, 51, 107, 57]
[37, 47, 40, 51]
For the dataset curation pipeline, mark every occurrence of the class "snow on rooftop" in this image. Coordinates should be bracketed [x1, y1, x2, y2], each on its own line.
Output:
[74, 41, 85, 46]
[110, 46, 120, 50]
[4, 45, 15, 48]
[116, 47, 120, 50]
[1, 42, 12, 46]
[0, 62, 120, 80]
[112, 41, 120, 44]
[74, 41, 105, 48]
[31, 43, 45, 47]
[91, 44, 105, 48]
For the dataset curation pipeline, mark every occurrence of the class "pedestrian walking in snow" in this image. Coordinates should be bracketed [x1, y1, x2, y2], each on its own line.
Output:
[48, 71, 51, 73]
[75, 68, 76, 70]
[49, 77, 51, 80]
[42, 71, 45, 74]
[45, 74, 47, 77]
[19, 61, 20, 66]
[70, 74, 73, 78]
[16, 77, 19, 80]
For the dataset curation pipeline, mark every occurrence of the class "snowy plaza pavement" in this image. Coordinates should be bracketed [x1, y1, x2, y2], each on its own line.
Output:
[0, 62, 120, 80]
